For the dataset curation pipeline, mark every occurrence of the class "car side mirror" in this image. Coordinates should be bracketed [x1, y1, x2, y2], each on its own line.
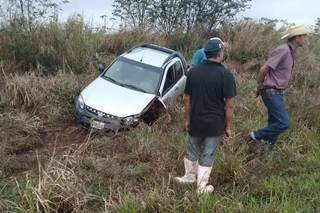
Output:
[98, 63, 106, 74]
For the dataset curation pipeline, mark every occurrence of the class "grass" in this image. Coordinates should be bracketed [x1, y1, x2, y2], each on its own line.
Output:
[0, 19, 319, 212]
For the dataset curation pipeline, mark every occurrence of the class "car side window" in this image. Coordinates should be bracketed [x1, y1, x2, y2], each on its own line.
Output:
[174, 61, 183, 81]
[163, 66, 175, 94]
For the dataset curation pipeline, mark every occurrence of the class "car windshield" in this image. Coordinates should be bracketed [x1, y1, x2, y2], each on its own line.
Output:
[103, 57, 162, 94]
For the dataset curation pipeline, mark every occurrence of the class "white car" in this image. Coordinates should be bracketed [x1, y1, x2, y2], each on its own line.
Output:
[75, 43, 188, 131]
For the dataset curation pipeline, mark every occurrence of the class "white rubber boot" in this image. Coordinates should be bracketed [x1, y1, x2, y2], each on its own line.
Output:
[174, 158, 197, 184]
[197, 165, 214, 194]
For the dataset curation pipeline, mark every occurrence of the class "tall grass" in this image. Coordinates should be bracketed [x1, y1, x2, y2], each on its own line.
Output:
[0, 17, 289, 74]
[2, 71, 89, 118]
[1, 16, 104, 74]
[8, 154, 102, 213]
[223, 20, 281, 64]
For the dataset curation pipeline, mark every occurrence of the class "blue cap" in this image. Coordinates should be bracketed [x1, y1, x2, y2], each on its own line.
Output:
[204, 38, 224, 53]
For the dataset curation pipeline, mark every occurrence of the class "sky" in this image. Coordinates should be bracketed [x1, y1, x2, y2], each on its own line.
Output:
[240, 0, 319, 26]
[60, 0, 319, 28]
[60, 0, 115, 27]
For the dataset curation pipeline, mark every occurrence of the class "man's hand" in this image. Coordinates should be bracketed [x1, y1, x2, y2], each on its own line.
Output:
[255, 83, 263, 98]
[184, 120, 190, 131]
[222, 128, 232, 152]
[224, 127, 231, 138]
[223, 42, 231, 50]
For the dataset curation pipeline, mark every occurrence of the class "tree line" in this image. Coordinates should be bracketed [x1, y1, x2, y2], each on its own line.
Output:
[0, 0, 68, 32]
[112, 0, 252, 33]
[1, 1, 319, 35]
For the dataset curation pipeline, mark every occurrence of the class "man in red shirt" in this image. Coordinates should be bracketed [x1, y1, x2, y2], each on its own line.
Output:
[245, 25, 313, 151]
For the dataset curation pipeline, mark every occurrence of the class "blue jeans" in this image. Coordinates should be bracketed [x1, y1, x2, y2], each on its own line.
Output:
[254, 88, 290, 145]
[186, 134, 220, 167]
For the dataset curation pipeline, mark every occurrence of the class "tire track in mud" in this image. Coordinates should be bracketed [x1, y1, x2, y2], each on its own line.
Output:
[39, 123, 88, 152]
[4, 117, 133, 179]
[3, 122, 89, 178]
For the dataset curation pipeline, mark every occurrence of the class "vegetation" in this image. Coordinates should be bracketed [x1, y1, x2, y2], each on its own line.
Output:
[0, 2, 320, 212]
[112, 0, 252, 33]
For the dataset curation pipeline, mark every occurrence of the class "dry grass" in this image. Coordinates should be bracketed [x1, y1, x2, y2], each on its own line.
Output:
[0, 112, 42, 179]
[0, 112, 42, 150]
[2, 70, 94, 122]
[10, 154, 101, 213]
[223, 21, 281, 66]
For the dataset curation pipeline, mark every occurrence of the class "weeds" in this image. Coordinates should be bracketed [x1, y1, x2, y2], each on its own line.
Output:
[0, 112, 42, 156]
[7, 154, 101, 213]
[2, 70, 87, 122]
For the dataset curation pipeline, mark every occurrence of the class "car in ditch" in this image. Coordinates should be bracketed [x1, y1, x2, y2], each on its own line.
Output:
[75, 43, 188, 131]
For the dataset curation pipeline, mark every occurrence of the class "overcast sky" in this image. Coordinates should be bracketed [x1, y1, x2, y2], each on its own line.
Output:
[60, 0, 319, 28]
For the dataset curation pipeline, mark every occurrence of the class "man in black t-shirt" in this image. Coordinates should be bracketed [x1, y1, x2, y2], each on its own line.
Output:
[175, 38, 237, 194]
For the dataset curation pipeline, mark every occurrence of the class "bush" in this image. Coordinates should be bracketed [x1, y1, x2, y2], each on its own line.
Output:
[1, 16, 103, 74]
[223, 20, 281, 64]
[2, 71, 84, 121]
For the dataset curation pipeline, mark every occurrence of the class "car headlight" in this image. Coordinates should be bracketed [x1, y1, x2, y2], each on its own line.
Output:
[77, 95, 85, 110]
[122, 116, 139, 126]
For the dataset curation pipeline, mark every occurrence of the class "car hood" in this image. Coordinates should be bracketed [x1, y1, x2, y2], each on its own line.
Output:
[81, 77, 156, 118]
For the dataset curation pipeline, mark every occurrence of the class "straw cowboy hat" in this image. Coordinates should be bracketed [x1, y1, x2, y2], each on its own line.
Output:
[281, 24, 313, 40]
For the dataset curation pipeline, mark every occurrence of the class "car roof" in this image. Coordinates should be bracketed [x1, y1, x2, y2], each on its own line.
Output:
[123, 46, 171, 68]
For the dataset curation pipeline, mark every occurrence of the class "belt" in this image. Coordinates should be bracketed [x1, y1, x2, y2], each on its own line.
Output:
[262, 86, 284, 95]
[262, 86, 283, 90]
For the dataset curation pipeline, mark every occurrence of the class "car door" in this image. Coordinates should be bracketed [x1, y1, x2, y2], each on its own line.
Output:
[159, 59, 185, 104]
[173, 59, 186, 97]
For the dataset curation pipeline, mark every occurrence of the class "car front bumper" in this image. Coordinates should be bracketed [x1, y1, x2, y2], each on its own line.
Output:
[75, 104, 126, 131]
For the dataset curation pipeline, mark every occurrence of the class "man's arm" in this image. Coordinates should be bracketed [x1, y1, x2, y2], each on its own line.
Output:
[224, 97, 234, 137]
[257, 64, 269, 84]
[256, 46, 287, 96]
[183, 94, 190, 131]
[256, 63, 270, 97]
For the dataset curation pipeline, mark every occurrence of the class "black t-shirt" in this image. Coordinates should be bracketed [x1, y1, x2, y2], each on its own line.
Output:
[184, 60, 237, 137]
